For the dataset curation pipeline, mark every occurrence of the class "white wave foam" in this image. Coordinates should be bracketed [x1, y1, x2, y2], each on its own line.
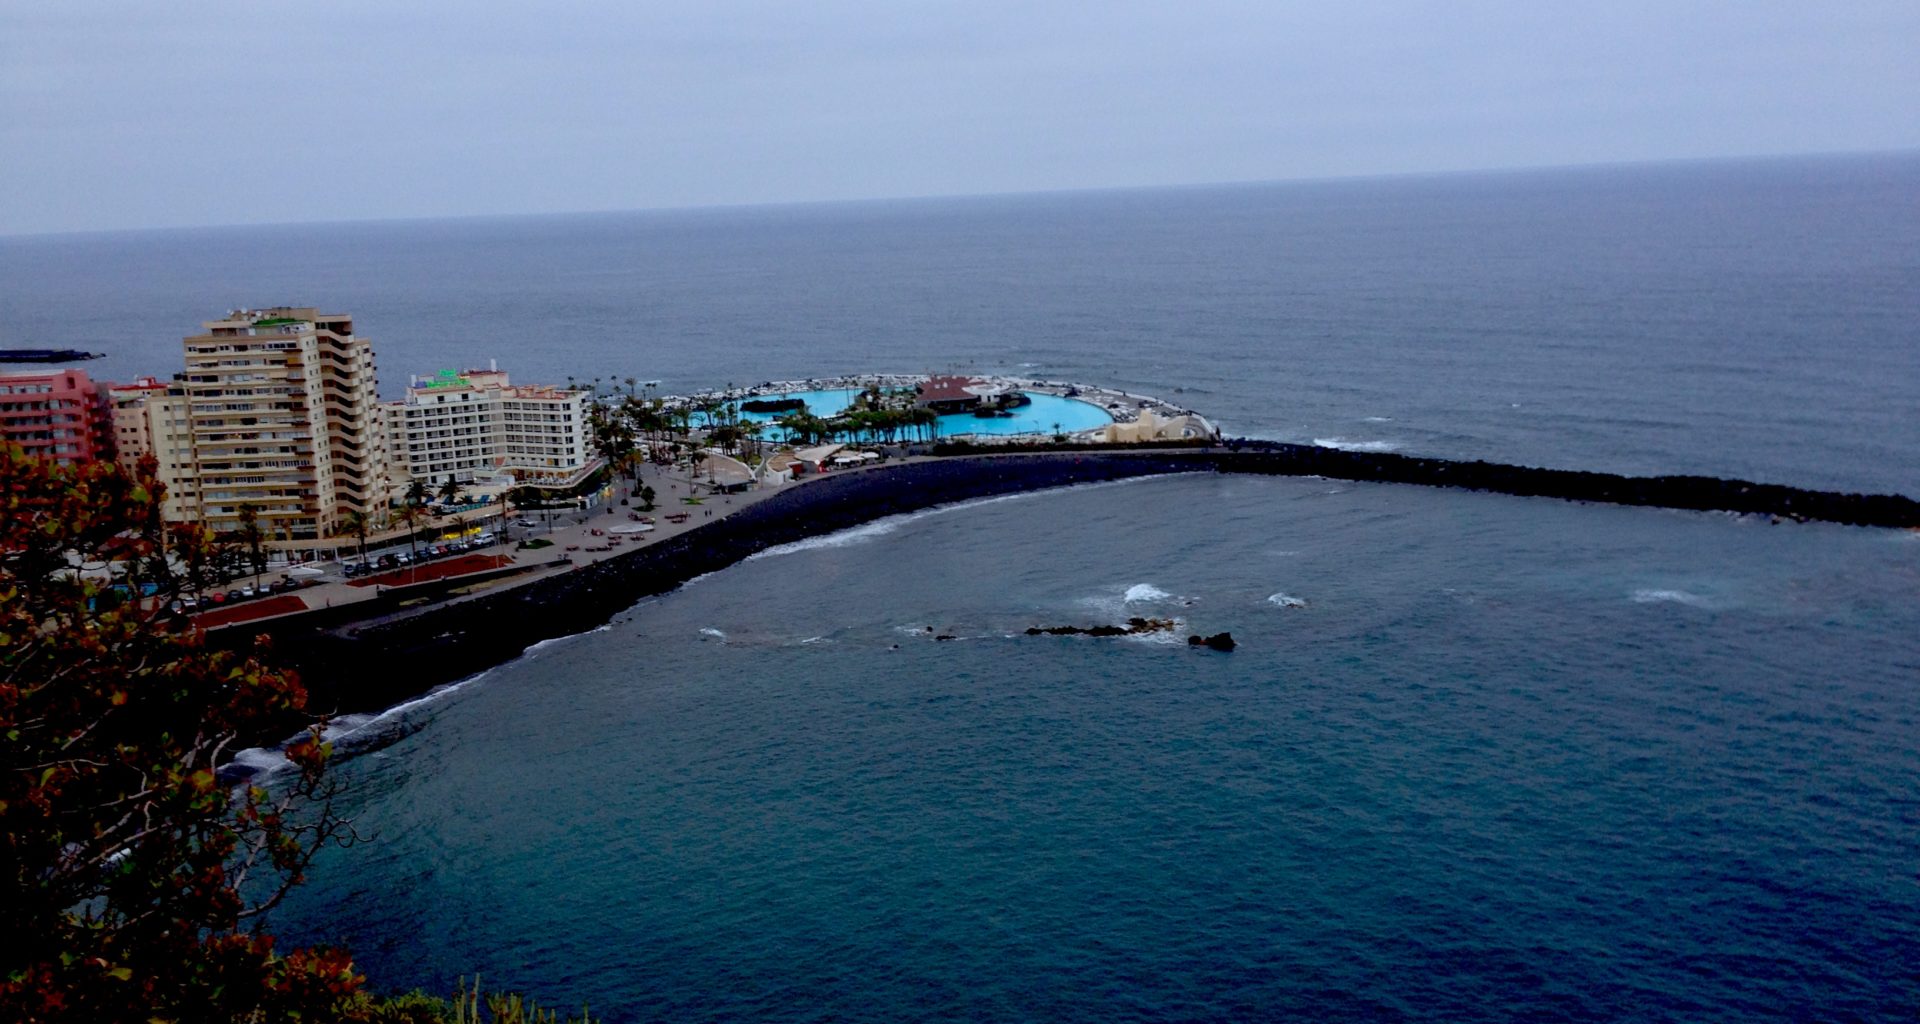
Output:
[1362, 416, 1394, 423]
[799, 635, 828, 645]
[699, 627, 728, 640]
[1313, 437, 1401, 452]
[524, 624, 612, 656]
[1268, 593, 1308, 608]
[748, 519, 904, 559]
[745, 476, 1166, 563]
[1124, 583, 1173, 603]
[229, 622, 620, 780]
[228, 745, 295, 779]
[1630, 588, 1715, 608]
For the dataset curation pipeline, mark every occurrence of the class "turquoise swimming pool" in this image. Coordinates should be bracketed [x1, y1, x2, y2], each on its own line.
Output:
[727, 389, 1113, 440]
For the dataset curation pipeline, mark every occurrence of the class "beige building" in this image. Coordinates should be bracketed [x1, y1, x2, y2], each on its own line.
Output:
[108, 376, 199, 523]
[385, 367, 594, 489]
[176, 308, 389, 541]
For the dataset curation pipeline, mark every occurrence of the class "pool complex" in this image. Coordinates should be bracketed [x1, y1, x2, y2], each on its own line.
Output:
[727, 389, 1114, 440]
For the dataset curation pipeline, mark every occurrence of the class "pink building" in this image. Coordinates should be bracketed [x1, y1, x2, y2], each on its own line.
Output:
[0, 368, 115, 464]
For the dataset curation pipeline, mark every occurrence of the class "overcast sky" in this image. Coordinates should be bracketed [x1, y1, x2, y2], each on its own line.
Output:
[3, 1, 1916, 235]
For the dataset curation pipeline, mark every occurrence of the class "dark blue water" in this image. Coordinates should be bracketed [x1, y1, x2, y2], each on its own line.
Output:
[7, 154, 1918, 1020]
[4, 153, 1917, 493]
[274, 477, 1920, 1021]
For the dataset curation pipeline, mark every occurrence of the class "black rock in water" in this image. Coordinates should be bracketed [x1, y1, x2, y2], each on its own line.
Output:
[1188, 632, 1236, 651]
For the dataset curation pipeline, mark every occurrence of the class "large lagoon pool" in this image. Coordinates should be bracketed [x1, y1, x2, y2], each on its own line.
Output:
[729, 389, 1113, 439]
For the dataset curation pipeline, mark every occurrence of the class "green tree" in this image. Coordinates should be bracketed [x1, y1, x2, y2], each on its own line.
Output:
[236, 502, 268, 587]
[394, 502, 423, 566]
[0, 443, 361, 1022]
[341, 508, 371, 566]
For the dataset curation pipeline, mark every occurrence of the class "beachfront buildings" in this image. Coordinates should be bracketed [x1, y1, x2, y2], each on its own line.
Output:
[383, 367, 594, 489]
[106, 376, 202, 523]
[0, 368, 114, 464]
[164, 308, 390, 540]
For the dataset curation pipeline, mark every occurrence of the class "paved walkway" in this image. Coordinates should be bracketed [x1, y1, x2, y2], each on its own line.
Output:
[206, 456, 801, 630]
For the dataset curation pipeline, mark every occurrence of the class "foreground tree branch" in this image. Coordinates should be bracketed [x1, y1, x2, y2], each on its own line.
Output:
[0, 443, 363, 1023]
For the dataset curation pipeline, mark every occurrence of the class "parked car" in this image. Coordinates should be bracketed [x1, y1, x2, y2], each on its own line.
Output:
[378, 554, 398, 568]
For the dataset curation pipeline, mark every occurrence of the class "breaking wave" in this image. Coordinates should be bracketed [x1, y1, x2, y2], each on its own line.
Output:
[1630, 588, 1715, 608]
[1313, 437, 1401, 452]
[1124, 583, 1174, 603]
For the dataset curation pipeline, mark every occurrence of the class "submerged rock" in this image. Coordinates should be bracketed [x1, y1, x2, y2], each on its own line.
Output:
[1187, 631, 1236, 651]
[1024, 616, 1177, 638]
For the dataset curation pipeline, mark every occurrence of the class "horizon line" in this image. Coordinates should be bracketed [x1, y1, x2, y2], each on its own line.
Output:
[7, 145, 1915, 242]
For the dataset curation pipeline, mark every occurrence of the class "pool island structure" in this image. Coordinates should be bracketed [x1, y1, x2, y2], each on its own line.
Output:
[685, 372, 1218, 445]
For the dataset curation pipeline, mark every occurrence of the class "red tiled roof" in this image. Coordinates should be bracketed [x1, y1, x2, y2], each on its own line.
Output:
[918, 375, 986, 403]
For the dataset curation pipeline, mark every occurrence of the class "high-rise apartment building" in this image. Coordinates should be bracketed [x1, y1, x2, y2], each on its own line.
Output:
[384, 367, 594, 488]
[177, 308, 388, 540]
[0, 368, 114, 465]
[108, 376, 198, 522]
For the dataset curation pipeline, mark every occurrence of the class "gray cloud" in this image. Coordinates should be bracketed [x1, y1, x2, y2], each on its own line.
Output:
[3, 0, 1916, 233]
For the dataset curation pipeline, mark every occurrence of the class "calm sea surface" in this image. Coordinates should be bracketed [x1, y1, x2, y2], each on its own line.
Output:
[5, 154, 1917, 1020]
[4, 152, 1917, 493]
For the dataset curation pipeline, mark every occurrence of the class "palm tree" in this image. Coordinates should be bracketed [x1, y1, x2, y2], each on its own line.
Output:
[341, 509, 370, 566]
[399, 479, 430, 566]
[394, 503, 422, 566]
[437, 475, 461, 506]
[236, 503, 266, 587]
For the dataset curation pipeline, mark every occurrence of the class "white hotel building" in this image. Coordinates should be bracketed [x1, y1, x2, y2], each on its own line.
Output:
[384, 367, 596, 489]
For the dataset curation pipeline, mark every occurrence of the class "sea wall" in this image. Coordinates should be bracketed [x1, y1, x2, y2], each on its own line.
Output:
[1206, 441, 1920, 528]
[253, 445, 1919, 721]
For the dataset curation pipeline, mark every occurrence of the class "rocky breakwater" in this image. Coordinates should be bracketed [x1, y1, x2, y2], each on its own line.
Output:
[1203, 442, 1920, 528]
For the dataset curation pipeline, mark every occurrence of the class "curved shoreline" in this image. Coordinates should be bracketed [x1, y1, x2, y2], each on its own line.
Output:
[245, 446, 1919, 724]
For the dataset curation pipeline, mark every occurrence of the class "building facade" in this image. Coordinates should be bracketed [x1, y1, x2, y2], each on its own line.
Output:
[385, 367, 593, 489]
[176, 308, 389, 540]
[108, 376, 199, 522]
[0, 368, 114, 464]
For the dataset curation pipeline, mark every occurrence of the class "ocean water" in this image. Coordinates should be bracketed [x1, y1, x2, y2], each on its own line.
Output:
[6, 154, 1919, 1020]
[4, 152, 1917, 493]
[270, 476, 1920, 1021]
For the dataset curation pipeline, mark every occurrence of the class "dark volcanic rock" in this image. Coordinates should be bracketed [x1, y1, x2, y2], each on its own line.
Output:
[1025, 616, 1176, 639]
[739, 397, 806, 414]
[1188, 632, 1236, 651]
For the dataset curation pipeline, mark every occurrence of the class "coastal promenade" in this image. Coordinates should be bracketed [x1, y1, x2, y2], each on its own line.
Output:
[213, 441, 1920, 735]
